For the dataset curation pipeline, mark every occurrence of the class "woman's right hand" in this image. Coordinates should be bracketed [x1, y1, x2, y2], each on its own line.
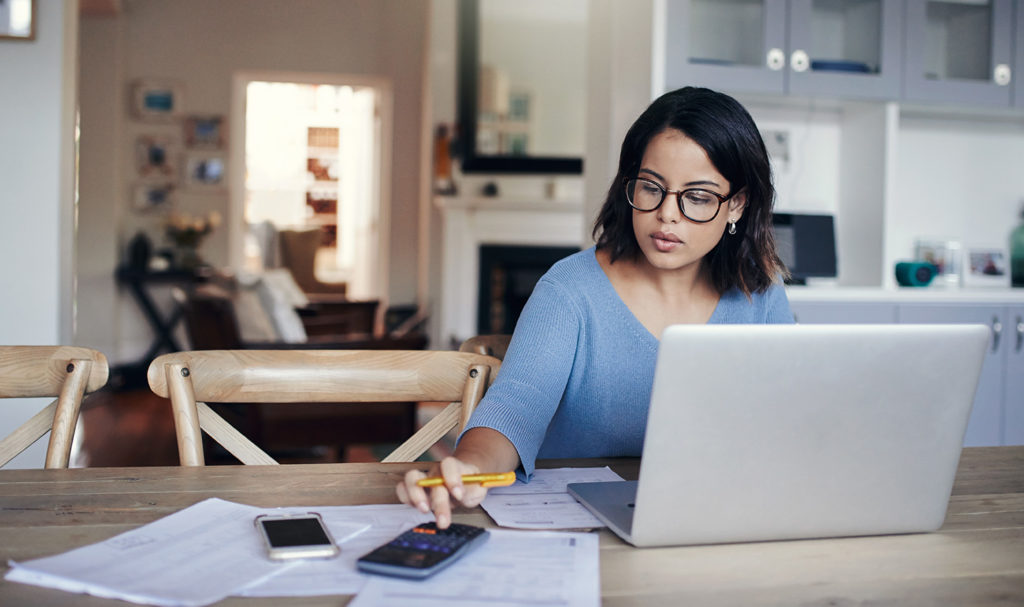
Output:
[396, 456, 492, 529]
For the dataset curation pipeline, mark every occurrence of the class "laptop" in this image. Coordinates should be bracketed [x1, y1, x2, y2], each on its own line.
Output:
[567, 323, 989, 547]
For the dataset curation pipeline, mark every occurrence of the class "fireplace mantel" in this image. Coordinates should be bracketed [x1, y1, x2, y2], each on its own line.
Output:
[435, 196, 585, 347]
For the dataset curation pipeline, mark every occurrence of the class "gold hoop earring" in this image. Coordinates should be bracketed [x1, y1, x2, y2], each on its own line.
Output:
[728, 221, 737, 235]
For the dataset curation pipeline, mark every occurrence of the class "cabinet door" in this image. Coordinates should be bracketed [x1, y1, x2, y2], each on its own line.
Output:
[903, 0, 1013, 107]
[1004, 306, 1024, 444]
[1015, 0, 1024, 107]
[789, 300, 897, 324]
[664, 0, 787, 94]
[898, 304, 1004, 446]
[786, 0, 903, 99]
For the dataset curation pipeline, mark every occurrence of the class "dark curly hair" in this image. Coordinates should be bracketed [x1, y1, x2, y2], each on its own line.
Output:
[592, 87, 787, 295]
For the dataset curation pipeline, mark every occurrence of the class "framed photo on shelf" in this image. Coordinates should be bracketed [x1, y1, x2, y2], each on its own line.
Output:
[136, 135, 178, 177]
[184, 115, 225, 149]
[183, 152, 226, 190]
[963, 247, 1010, 288]
[914, 239, 962, 287]
[0, 0, 35, 40]
[132, 182, 175, 212]
[131, 80, 184, 121]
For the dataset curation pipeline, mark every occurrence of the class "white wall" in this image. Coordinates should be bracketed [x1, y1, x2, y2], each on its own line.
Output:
[77, 0, 428, 362]
[0, 0, 78, 468]
[890, 112, 1024, 284]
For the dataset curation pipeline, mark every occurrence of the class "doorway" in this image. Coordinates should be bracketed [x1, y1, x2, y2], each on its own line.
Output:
[230, 72, 390, 300]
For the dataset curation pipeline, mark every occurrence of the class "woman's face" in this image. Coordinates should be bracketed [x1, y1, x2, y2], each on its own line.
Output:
[631, 128, 746, 273]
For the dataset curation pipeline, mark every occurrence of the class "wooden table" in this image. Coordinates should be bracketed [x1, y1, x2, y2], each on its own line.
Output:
[1, 447, 1022, 606]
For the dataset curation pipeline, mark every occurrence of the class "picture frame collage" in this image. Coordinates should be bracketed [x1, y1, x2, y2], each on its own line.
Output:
[132, 80, 227, 213]
[914, 239, 1010, 288]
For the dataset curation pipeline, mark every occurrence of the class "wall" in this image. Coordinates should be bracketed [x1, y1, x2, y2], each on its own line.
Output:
[77, 0, 428, 362]
[890, 112, 1024, 284]
[0, 0, 78, 468]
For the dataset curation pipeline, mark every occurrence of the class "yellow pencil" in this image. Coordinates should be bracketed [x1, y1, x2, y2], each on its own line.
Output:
[416, 471, 516, 488]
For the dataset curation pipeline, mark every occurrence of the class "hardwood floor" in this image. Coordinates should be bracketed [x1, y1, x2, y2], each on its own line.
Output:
[75, 390, 452, 467]
[76, 388, 179, 467]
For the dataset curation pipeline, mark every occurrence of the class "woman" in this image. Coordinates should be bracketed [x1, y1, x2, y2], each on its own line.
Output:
[398, 87, 794, 528]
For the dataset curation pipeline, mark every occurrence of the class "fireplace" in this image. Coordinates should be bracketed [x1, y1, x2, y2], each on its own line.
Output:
[477, 245, 579, 334]
[435, 195, 584, 346]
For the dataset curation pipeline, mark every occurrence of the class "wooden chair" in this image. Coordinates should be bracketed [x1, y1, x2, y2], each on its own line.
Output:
[459, 334, 512, 360]
[146, 349, 501, 465]
[0, 346, 109, 468]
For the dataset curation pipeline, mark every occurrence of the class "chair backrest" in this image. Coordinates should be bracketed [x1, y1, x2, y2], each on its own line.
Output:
[459, 334, 512, 360]
[0, 346, 109, 468]
[146, 349, 501, 466]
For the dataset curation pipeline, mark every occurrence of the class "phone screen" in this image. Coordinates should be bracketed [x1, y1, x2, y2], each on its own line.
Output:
[261, 517, 332, 547]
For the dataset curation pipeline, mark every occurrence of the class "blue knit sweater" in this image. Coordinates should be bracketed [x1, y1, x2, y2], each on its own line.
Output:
[461, 246, 794, 476]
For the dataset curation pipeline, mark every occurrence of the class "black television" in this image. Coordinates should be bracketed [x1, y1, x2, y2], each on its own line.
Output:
[771, 212, 837, 285]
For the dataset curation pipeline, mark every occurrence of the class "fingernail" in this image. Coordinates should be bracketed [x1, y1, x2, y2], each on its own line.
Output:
[438, 513, 449, 528]
[451, 486, 464, 500]
[417, 500, 429, 513]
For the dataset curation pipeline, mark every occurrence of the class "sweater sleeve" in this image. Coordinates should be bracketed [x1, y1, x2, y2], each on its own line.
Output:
[459, 276, 581, 476]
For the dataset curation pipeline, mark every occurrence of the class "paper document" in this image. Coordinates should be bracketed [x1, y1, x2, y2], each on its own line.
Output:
[4, 498, 417, 606]
[349, 528, 600, 607]
[5, 498, 289, 606]
[481, 466, 624, 529]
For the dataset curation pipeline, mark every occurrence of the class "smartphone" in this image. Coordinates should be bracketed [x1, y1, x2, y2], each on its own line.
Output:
[356, 522, 489, 579]
[254, 512, 340, 560]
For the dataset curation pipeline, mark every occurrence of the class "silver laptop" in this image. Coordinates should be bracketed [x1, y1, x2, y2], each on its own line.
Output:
[567, 324, 989, 547]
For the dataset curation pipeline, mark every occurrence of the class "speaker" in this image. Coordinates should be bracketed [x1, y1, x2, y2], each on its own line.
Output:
[895, 262, 939, 287]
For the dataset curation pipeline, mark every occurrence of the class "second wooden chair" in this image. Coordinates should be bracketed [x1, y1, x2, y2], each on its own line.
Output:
[0, 346, 109, 468]
[146, 349, 501, 465]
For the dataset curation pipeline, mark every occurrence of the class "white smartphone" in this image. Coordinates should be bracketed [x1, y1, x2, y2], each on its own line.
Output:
[254, 512, 340, 560]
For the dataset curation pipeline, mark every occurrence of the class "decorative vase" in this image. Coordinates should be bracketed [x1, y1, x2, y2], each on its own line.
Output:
[175, 245, 202, 271]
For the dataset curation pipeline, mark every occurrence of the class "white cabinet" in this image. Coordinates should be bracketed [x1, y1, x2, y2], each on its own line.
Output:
[897, 303, 1004, 446]
[790, 300, 897, 323]
[1003, 306, 1024, 443]
[903, 0, 1015, 108]
[663, 0, 903, 100]
[788, 291, 1024, 446]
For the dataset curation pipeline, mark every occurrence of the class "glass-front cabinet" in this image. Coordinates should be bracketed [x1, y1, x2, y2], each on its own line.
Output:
[663, 0, 903, 100]
[903, 0, 1013, 107]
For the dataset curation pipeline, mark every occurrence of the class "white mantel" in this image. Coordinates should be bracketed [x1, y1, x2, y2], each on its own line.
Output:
[435, 196, 585, 347]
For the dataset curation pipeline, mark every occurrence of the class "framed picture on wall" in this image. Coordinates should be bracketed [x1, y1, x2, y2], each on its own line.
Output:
[0, 0, 35, 41]
[183, 152, 226, 190]
[184, 115, 225, 149]
[131, 80, 184, 121]
[963, 247, 1010, 288]
[132, 182, 175, 212]
[136, 135, 178, 177]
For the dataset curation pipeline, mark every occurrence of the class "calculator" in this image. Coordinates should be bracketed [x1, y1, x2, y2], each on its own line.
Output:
[356, 522, 489, 579]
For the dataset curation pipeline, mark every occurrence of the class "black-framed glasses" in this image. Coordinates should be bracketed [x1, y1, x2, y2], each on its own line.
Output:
[623, 177, 732, 223]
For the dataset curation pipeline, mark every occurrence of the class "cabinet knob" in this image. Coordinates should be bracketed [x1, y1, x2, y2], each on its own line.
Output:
[991, 316, 1002, 353]
[994, 64, 1011, 86]
[1016, 316, 1023, 353]
[766, 48, 785, 71]
[790, 50, 809, 73]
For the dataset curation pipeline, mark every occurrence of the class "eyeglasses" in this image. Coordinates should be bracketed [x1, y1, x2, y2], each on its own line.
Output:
[623, 177, 732, 223]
